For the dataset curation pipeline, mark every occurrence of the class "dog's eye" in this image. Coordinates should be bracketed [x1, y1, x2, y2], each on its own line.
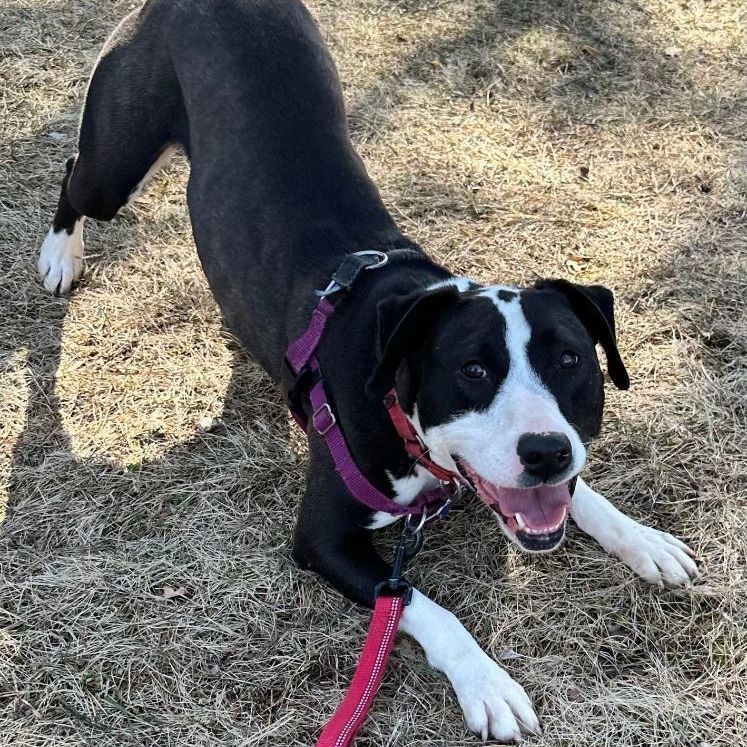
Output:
[461, 361, 487, 379]
[559, 350, 580, 368]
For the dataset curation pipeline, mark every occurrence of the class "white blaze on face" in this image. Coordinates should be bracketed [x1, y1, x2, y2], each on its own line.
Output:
[416, 286, 586, 487]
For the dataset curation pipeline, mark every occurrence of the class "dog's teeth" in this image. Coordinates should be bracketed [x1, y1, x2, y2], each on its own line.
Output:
[515, 512, 566, 536]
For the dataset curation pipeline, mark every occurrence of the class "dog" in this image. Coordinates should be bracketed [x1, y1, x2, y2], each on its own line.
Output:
[38, 0, 699, 741]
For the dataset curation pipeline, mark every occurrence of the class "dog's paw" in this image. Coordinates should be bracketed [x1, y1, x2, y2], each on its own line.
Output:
[613, 521, 699, 587]
[38, 223, 85, 295]
[450, 654, 540, 743]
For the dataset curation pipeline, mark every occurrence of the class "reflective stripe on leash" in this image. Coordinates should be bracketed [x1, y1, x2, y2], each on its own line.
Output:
[315, 593, 405, 747]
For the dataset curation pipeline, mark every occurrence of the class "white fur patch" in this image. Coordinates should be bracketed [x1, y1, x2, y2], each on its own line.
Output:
[367, 465, 437, 529]
[38, 220, 85, 295]
[427, 276, 476, 293]
[571, 478, 699, 586]
[399, 589, 540, 741]
[419, 286, 586, 487]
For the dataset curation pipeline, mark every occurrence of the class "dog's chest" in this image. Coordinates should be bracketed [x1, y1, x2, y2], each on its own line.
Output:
[367, 466, 438, 529]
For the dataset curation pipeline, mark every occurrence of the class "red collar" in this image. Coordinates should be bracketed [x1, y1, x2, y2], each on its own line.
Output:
[383, 388, 463, 484]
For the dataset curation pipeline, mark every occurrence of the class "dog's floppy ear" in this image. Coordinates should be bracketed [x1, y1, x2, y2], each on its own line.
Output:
[536, 279, 630, 390]
[366, 286, 460, 397]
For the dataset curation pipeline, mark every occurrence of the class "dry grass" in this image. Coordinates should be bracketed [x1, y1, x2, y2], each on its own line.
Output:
[1, 0, 746, 744]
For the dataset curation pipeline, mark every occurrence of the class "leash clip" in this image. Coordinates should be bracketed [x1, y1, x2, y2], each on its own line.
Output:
[376, 514, 424, 605]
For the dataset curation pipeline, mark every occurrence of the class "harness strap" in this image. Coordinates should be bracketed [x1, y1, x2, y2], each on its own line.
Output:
[383, 388, 460, 483]
[283, 251, 469, 746]
[308, 359, 450, 516]
[282, 251, 469, 517]
[315, 594, 405, 747]
[286, 296, 335, 374]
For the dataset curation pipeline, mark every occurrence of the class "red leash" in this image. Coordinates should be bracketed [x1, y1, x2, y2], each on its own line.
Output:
[315, 594, 406, 747]
[316, 519, 425, 746]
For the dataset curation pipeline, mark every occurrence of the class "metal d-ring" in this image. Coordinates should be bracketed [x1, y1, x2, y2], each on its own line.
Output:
[354, 250, 389, 270]
[412, 508, 429, 534]
[315, 250, 389, 297]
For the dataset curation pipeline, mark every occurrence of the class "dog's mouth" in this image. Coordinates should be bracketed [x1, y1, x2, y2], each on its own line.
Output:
[459, 463, 576, 553]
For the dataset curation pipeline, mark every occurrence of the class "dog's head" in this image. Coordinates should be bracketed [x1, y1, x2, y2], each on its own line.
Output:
[368, 278, 629, 553]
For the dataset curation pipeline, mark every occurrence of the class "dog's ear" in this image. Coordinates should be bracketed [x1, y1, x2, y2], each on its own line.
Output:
[535, 279, 630, 390]
[366, 286, 460, 397]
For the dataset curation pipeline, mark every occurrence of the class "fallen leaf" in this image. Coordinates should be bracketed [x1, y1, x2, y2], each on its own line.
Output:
[162, 585, 188, 600]
[497, 648, 521, 660]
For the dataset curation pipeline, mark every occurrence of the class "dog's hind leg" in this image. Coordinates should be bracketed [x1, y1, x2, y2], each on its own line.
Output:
[39, 5, 185, 295]
[571, 478, 699, 586]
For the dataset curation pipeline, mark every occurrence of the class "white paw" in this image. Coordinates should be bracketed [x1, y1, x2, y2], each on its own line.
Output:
[38, 222, 85, 294]
[450, 654, 540, 743]
[613, 521, 699, 587]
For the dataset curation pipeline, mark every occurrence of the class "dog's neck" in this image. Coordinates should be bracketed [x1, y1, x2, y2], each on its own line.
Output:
[313, 246, 453, 501]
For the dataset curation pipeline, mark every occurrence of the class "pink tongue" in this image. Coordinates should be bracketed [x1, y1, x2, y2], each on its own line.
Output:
[495, 484, 572, 530]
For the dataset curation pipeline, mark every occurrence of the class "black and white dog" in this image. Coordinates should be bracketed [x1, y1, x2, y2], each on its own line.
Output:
[39, 0, 698, 741]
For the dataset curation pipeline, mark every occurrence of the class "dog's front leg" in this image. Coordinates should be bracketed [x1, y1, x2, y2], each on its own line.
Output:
[571, 477, 699, 586]
[295, 523, 539, 743]
[400, 589, 540, 742]
[293, 455, 538, 742]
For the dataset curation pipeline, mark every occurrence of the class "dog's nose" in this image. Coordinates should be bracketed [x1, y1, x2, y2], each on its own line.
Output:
[517, 432, 572, 480]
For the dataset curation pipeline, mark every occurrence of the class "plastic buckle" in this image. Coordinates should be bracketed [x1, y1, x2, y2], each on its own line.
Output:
[316, 251, 389, 297]
[280, 358, 299, 401]
[312, 402, 336, 436]
[280, 358, 302, 410]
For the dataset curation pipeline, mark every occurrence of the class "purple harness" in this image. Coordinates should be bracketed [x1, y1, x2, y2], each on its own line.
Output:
[282, 251, 468, 519]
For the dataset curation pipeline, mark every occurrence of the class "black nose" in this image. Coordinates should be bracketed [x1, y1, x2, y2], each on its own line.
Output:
[517, 432, 572, 481]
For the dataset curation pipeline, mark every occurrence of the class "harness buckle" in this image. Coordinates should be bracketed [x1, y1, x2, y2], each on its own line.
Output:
[312, 402, 337, 436]
[316, 250, 389, 297]
[280, 358, 309, 413]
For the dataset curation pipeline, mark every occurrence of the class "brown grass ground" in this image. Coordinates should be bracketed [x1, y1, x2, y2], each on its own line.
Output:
[1, 0, 746, 745]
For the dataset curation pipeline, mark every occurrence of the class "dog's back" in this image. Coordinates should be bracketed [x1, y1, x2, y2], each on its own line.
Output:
[40, 0, 402, 371]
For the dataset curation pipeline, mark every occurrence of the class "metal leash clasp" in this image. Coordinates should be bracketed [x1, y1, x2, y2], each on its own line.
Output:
[374, 476, 468, 605]
[374, 514, 424, 605]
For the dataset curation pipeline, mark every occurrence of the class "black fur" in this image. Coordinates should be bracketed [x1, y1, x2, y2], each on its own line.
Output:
[47, 0, 628, 608]
[532, 280, 630, 391]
